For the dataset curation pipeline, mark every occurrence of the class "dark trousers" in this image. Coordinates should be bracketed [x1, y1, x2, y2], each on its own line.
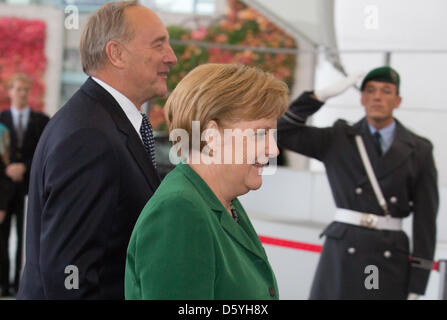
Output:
[0, 186, 25, 293]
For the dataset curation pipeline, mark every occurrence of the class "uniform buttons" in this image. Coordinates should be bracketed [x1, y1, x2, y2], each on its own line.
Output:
[390, 196, 397, 204]
[269, 286, 275, 297]
[355, 188, 363, 195]
[347, 247, 356, 255]
[409, 201, 414, 206]
[384, 250, 392, 259]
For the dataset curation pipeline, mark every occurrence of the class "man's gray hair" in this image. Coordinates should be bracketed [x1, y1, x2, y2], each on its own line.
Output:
[80, 0, 139, 75]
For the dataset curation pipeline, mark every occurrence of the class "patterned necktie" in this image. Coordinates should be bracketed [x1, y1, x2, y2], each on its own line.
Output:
[373, 131, 383, 156]
[140, 114, 157, 168]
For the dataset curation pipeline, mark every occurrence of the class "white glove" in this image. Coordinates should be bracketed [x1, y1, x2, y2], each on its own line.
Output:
[407, 292, 420, 300]
[314, 71, 366, 102]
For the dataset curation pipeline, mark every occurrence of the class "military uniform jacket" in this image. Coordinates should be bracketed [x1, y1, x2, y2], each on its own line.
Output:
[278, 91, 438, 299]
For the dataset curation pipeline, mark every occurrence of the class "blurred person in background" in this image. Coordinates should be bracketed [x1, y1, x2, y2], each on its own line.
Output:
[278, 66, 438, 300]
[0, 123, 11, 297]
[125, 63, 287, 299]
[0, 73, 49, 297]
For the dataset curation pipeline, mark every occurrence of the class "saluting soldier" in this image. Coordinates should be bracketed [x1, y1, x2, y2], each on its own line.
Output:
[278, 66, 439, 300]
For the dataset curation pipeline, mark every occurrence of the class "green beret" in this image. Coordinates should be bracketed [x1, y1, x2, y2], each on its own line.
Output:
[360, 66, 400, 93]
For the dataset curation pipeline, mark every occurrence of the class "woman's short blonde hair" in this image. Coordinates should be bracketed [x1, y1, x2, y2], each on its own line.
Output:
[165, 63, 289, 150]
[79, 0, 138, 75]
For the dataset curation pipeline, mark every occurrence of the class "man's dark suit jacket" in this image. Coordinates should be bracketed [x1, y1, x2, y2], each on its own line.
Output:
[0, 156, 9, 211]
[0, 109, 49, 194]
[0, 124, 11, 211]
[17, 78, 161, 299]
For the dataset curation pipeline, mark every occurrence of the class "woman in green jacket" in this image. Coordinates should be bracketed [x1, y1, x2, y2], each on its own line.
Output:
[125, 63, 288, 300]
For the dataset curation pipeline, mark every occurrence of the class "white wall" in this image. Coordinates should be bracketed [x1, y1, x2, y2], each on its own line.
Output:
[335, 0, 447, 51]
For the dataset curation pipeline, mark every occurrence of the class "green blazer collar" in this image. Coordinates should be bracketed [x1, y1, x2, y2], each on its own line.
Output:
[177, 163, 268, 261]
[177, 162, 224, 211]
[218, 200, 268, 262]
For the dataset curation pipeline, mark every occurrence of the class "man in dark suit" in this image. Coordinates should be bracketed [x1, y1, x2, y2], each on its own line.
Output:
[0, 74, 49, 297]
[17, 1, 177, 299]
[278, 66, 438, 299]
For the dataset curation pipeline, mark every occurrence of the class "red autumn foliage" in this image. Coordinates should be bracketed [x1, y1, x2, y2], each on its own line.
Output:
[0, 17, 47, 111]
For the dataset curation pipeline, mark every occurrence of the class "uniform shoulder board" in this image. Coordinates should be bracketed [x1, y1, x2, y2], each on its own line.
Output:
[411, 131, 433, 149]
[416, 134, 433, 147]
[401, 124, 433, 149]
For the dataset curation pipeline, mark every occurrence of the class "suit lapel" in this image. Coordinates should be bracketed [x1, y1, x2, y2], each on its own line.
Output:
[22, 111, 37, 146]
[80, 77, 161, 192]
[351, 118, 414, 186]
[376, 120, 414, 179]
[2, 110, 18, 149]
[125, 131, 161, 191]
[359, 119, 382, 172]
[349, 119, 379, 187]
[217, 206, 267, 261]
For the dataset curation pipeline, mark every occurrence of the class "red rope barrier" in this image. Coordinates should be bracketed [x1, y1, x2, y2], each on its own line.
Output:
[258, 235, 323, 253]
[258, 234, 439, 271]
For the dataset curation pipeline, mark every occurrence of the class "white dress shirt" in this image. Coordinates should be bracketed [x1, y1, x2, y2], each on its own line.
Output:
[10, 105, 31, 133]
[92, 77, 143, 140]
[368, 121, 396, 154]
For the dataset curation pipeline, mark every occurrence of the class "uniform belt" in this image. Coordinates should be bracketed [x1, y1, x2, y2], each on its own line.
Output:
[334, 208, 402, 231]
